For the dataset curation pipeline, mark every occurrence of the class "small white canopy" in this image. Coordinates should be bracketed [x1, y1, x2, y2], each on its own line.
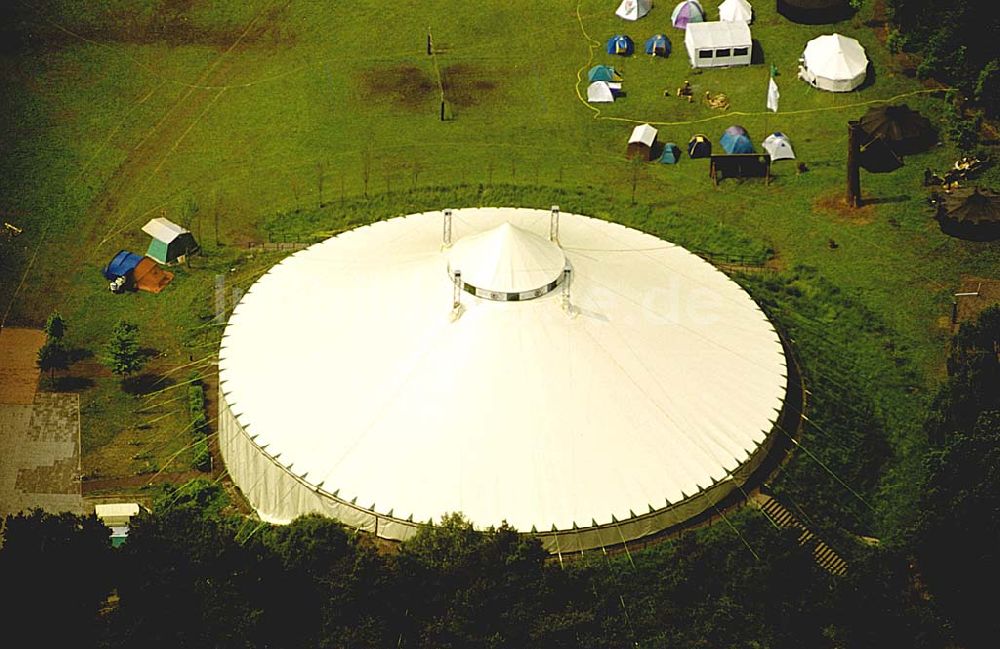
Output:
[616, 0, 652, 20]
[629, 123, 658, 147]
[141, 217, 189, 244]
[447, 223, 566, 294]
[719, 0, 752, 22]
[587, 81, 615, 103]
[799, 33, 868, 92]
[762, 132, 796, 161]
[95, 503, 141, 527]
[685, 20, 752, 68]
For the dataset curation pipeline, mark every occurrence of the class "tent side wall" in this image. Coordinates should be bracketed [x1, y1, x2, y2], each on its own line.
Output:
[800, 67, 866, 92]
[220, 380, 787, 554]
[684, 26, 751, 68]
[146, 239, 170, 264]
[626, 142, 653, 161]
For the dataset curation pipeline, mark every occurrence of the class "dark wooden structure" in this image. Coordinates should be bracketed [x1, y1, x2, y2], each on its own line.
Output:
[709, 154, 771, 185]
[847, 120, 862, 207]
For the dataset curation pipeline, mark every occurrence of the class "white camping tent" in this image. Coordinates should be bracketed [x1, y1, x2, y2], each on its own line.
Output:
[217, 207, 788, 554]
[685, 21, 751, 68]
[616, 0, 652, 20]
[799, 33, 868, 92]
[719, 0, 753, 22]
[762, 132, 796, 161]
[587, 81, 615, 103]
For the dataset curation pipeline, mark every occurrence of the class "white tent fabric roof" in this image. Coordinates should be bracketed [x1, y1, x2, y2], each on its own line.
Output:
[587, 81, 615, 103]
[762, 132, 796, 160]
[218, 208, 787, 538]
[95, 503, 141, 518]
[629, 123, 658, 146]
[719, 0, 753, 22]
[684, 20, 751, 50]
[616, 0, 652, 20]
[800, 33, 868, 92]
[447, 222, 566, 294]
[141, 217, 189, 243]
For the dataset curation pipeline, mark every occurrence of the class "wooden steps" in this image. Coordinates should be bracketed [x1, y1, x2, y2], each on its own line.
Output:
[753, 492, 848, 576]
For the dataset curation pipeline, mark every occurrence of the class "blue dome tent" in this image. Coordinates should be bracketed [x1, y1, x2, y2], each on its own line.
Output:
[720, 125, 754, 154]
[606, 34, 635, 56]
[644, 34, 672, 57]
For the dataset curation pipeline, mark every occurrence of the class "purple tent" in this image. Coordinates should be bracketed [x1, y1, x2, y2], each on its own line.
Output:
[671, 1, 705, 29]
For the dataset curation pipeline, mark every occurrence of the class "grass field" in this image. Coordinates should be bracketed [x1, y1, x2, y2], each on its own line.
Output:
[1, 2, 998, 537]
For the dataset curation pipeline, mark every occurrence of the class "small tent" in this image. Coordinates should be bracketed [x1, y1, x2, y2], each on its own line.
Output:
[588, 65, 623, 83]
[858, 104, 935, 156]
[627, 123, 658, 160]
[616, 0, 652, 20]
[688, 134, 712, 158]
[587, 81, 616, 103]
[685, 20, 751, 67]
[133, 257, 175, 293]
[799, 33, 868, 92]
[938, 188, 1000, 240]
[645, 34, 672, 57]
[141, 217, 198, 264]
[671, 1, 705, 29]
[777, 0, 852, 25]
[720, 125, 753, 154]
[95, 503, 143, 547]
[606, 34, 635, 56]
[719, 0, 753, 23]
[103, 250, 143, 281]
[762, 132, 796, 161]
[659, 143, 682, 164]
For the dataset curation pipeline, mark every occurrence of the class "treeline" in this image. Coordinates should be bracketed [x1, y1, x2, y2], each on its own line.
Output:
[0, 493, 941, 649]
[887, 0, 999, 115]
[1, 307, 997, 648]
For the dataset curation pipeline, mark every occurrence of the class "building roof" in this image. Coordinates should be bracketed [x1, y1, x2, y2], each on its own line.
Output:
[628, 123, 658, 147]
[684, 20, 751, 49]
[141, 217, 190, 244]
[218, 208, 787, 536]
[95, 503, 141, 522]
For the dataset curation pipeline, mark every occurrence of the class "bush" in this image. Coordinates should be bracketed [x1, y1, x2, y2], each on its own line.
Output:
[188, 376, 211, 471]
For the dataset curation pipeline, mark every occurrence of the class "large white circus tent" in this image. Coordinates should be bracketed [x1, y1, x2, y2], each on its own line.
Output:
[218, 208, 788, 553]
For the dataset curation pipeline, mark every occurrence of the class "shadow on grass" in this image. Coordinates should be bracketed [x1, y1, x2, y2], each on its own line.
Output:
[68, 347, 93, 363]
[863, 195, 911, 206]
[123, 373, 174, 396]
[53, 376, 94, 391]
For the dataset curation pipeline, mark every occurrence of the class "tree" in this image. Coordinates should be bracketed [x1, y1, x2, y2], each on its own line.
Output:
[36, 337, 69, 383]
[0, 510, 114, 646]
[44, 311, 66, 340]
[103, 320, 145, 380]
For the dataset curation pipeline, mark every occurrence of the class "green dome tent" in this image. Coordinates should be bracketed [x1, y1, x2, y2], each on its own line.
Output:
[659, 143, 682, 164]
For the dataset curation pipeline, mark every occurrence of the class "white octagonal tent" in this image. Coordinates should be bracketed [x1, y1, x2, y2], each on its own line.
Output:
[798, 33, 868, 92]
[218, 208, 789, 553]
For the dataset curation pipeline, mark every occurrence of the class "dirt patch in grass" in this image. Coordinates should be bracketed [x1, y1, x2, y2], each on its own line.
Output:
[0, 328, 44, 405]
[1, 0, 294, 52]
[357, 63, 500, 111]
[357, 65, 437, 110]
[953, 276, 1000, 331]
[813, 191, 877, 225]
[440, 64, 499, 108]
